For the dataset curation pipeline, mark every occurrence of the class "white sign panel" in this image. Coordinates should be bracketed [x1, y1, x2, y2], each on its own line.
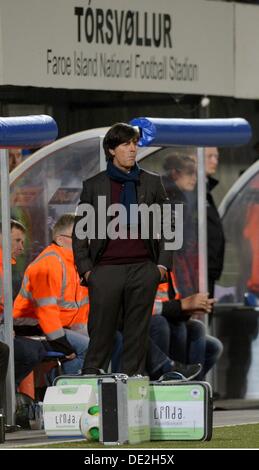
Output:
[235, 4, 259, 99]
[0, 0, 233, 95]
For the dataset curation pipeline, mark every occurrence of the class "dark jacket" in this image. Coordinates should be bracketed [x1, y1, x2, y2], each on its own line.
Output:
[162, 176, 197, 251]
[207, 176, 225, 281]
[72, 169, 174, 276]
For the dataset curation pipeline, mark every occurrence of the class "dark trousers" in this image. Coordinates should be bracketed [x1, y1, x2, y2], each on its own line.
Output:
[14, 336, 46, 387]
[111, 329, 172, 380]
[0, 341, 9, 409]
[146, 316, 172, 378]
[83, 261, 160, 376]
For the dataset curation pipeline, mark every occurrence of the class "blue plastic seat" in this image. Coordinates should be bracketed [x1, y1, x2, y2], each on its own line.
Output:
[244, 292, 259, 307]
[43, 350, 66, 377]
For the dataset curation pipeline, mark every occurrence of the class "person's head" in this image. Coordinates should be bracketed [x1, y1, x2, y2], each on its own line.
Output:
[163, 154, 197, 192]
[9, 148, 23, 172]
[103, 123, 140, 171]
[52, 213, 75, 250]
[204, 147, 219, 176]
[10, 219, 26, 259]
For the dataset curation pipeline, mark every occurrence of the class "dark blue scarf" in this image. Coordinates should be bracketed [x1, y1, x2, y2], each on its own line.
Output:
[106, 160, 140, 225]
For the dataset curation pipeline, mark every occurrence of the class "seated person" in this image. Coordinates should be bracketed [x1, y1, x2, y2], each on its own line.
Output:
[145, 334, 202, 381]
[150, 316, 222, 381]
[150, 271, 223, 380]
[13, 214, 89, 376]
[0, 220, 47, 387]
[14, 335, 47, 387]
[111, 311, 202, 381]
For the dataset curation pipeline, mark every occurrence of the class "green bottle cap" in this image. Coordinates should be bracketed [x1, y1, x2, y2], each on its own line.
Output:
[88, 405, 99, 416]
[89, 426, 99, 441]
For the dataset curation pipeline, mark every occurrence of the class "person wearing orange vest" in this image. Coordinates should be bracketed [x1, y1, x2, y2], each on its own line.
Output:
[0, 219, 47, 390]
[13, 214, 89, 376]
[149, 271, 223, 380]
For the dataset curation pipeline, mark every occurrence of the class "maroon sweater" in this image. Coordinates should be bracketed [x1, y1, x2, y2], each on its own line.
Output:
[99, 180, 150, 265]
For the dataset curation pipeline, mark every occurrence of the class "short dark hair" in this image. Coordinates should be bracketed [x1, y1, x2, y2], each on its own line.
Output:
[52, 213, 75, 240]
[103, 123, 140, 160]
[0, 218, 26, 235]
[163, 155, 196, 176]
[10, 219, 26, 233]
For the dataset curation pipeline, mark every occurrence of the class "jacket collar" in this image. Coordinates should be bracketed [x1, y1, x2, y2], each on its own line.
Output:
[50, 242, 74, 263]
[207, 175, 219, 192]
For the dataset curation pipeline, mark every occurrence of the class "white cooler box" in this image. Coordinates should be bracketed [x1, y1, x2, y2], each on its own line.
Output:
[43, 384, 96, 437]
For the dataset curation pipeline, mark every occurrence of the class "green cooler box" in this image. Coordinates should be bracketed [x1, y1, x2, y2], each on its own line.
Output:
[150, 381, 213, 441]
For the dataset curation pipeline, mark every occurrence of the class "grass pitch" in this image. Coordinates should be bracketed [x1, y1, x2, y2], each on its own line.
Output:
[34, 423, 259, 449]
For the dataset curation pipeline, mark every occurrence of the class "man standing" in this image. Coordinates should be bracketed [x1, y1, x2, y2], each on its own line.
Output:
[205, 147, 225, 298]
[73, 122, 173, 376]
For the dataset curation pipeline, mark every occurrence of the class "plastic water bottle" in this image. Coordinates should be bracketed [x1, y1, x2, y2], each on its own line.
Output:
[29, 402, 44, 430]
[36, 402, 44, 430]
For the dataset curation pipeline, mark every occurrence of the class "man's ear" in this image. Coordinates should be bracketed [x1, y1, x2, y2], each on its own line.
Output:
[109, 148, 115, 156]
[171, 169, 178, 181]
[55, 235, 62, 246]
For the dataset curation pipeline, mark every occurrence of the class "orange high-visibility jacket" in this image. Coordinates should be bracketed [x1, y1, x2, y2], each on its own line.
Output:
[13, 243, 89, 340]
[243, 203, 259, 293]
[153, 271, 180, 315]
